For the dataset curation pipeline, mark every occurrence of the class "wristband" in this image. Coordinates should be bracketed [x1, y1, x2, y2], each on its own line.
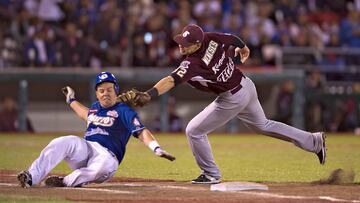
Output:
[146, 87, 159, 99]
[68, 98, 76, 105]
[232, 35, 245, 48]
[148, 140, 160, 152]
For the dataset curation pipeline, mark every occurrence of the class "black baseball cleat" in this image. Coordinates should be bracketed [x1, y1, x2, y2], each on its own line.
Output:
[17, 170, 32, 188]
[315, 132, 326, 165]
[191, 174, 221, 184]
[45, 176, 65, 187]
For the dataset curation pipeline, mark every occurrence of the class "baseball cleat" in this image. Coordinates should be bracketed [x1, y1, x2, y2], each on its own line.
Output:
[191, 174, 221, 184]
[315, 132, 326, 165]
[45, 176, 65, 187]
[17, 170, 32, 188]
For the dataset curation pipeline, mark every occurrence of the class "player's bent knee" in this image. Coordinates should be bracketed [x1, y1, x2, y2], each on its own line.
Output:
[185, 124, 203, 139]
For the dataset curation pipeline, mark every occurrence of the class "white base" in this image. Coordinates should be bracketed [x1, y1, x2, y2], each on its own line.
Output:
[210, 181, 268, 191]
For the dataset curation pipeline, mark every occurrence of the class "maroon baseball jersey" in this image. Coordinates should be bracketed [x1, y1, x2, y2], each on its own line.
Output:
[171, 32, 244, 94]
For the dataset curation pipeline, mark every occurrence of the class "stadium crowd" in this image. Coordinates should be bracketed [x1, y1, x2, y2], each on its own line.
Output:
[0, 0, 359, 133]
[0, 0, 359, 69]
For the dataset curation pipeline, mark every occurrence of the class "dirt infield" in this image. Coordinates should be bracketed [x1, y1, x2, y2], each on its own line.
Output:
[1, 170, 359, 203]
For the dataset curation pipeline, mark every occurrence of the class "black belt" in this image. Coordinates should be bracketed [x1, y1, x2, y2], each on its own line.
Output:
[230, 84, 242, 95]
[230, 74, 245, 95]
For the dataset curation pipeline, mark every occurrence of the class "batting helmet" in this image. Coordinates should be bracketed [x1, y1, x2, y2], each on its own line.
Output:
[95, 72, 120, 94]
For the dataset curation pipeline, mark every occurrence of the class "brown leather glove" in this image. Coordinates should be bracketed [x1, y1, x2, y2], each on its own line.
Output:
[116, 89, 137, 107]
[116, 88, 151, 107]
[133, 89, 151, 107]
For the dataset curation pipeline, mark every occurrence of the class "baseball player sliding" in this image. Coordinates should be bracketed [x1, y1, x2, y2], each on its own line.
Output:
[118, 24, 326, 184]
[17, 72, 175, 188]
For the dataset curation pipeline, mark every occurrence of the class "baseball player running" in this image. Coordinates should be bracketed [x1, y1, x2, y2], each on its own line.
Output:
[119, 24, 326, 184]
[17, 71, 175, 188]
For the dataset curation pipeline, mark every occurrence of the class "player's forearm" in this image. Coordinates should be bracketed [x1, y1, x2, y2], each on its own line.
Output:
[153, 76, 175, 96]
[145, 75, 175, 100]
[138, 128, 176, 161]
[69, 101, 89, 122]
[138, 129, 156, 145]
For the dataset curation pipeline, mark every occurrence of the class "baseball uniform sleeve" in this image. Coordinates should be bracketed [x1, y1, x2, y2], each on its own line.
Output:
[170, 59, 200, 85]
[121, 108, 145, 138]
[207, 32, 246, 48]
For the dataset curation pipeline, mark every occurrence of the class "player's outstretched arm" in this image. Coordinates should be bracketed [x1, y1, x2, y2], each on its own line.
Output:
[61, 86, 89, 122]
[138, 128, 176, 161]
[117, 76, 175, 107]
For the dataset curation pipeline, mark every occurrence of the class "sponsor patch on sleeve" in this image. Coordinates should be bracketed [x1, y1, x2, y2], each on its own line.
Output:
[133, 117, 141, 126]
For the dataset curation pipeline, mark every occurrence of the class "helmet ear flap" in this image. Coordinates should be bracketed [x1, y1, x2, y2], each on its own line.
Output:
[114, 83, 120, 95]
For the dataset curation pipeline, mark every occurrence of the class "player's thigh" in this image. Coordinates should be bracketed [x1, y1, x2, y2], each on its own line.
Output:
[59, 136, 91, 169]
[237, 97, 268, 130]
[186, 102, 239, 135]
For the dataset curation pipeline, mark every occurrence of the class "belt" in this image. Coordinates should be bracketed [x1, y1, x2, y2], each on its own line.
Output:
[230, 74, 245, 95]
[230, 84, 242, 95]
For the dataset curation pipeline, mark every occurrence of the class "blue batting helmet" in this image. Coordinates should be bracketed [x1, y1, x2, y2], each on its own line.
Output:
[95, 72, 120, 94]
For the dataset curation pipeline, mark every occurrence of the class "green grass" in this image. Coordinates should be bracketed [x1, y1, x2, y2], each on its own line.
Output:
[1, 133, 359, 183]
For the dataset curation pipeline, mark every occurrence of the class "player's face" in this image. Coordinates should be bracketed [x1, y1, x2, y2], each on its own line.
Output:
[96, 82, 117, 108]
[178, 43, 201, 55]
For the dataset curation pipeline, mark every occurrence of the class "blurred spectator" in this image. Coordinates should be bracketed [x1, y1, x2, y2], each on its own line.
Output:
[305, 70, 326, 131]
[193, 0, 222, 31]
[0, 97, 34, 133]
[10, 8, 31, 43]
[273, 80, 294, 125]
[152, 96, 182, 132]
[59, 22, 90, 67]
[37, 0, 64, 24]
[329, 99, 357, 132]
[340, 9, 360, 47]
[23, 26, 56, 67]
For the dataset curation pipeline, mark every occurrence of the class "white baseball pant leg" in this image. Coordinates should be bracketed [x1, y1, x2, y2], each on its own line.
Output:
[236, 77, 322, 153]
[28, 135, 118, 186]
[186, 98, 243, 179]
[63, 141, 118, 187]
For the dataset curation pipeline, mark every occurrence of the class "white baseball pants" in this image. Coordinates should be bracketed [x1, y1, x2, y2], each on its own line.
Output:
[28, 135, 118, 187]
[186, 77, 323, 179]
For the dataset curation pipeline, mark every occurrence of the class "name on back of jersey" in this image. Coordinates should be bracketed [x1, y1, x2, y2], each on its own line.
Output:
[88, 113, 115, 127]
[202, 40, 218, 66]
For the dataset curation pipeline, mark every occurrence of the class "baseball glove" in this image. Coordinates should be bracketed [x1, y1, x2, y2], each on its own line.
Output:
[117, 88, 152, 107]
[133, 89, 151, 107]
[117, 89, 137, 107]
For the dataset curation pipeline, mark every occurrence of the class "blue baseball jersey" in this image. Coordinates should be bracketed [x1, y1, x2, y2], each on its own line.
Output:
[84, 102, 145, 164]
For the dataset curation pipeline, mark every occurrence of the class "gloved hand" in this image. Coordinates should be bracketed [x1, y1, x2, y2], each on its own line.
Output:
[116, 88, 151, 107]
[133, 89, 151, 107]
[154, 147, 176, 161]
[116, 89, 137, 107]
[61, 86, 76, 104]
